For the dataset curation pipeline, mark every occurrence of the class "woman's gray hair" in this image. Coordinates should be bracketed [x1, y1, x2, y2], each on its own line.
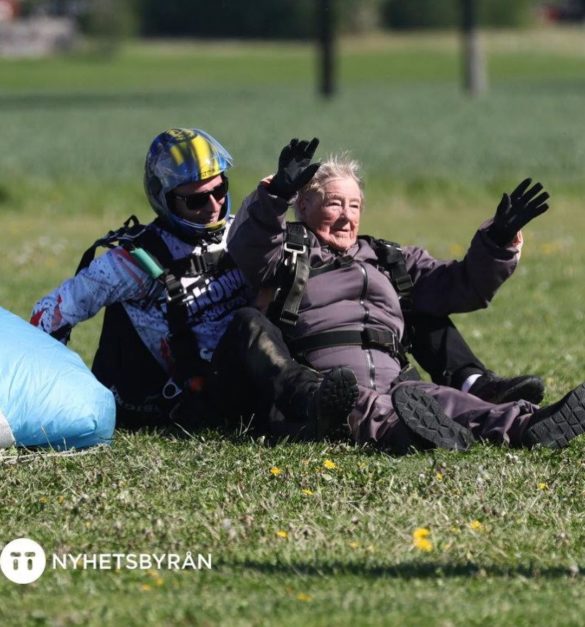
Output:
[293, 153, 364, 218]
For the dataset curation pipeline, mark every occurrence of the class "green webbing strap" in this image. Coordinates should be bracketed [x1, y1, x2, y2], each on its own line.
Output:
[130, 248, 165, 279]
[268, 222, 311, 328]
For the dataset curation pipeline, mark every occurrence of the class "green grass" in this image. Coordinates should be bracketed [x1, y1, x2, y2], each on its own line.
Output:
[2, 29, 585, 625]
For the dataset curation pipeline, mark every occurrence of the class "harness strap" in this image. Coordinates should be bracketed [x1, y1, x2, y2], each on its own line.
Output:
[288, 327, 409, 367]
[73, 215, 231, 391]
[267, 222, 310, 328]
[309, 255, 353, 277]
[75, 215, 147, 275]
[132, 227, 214, 386]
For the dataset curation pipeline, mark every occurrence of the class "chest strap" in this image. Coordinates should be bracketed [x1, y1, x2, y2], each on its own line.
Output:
[72, 215, 232, 389]
[288, 327, 409, 367]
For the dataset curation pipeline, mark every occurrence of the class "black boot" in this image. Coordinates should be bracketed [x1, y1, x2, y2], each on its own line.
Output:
[392, 385, 475, 452]
[522, 383, 585, 448]
[274, 366, 358, 440]
[468, 371, 545, 405]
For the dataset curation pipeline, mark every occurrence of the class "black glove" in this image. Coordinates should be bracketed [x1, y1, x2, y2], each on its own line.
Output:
[487, 178, 550, 246]
[267, 137, 320, 200]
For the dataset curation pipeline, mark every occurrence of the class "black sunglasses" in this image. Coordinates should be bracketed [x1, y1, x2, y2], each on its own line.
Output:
[174, 177, 229, 210]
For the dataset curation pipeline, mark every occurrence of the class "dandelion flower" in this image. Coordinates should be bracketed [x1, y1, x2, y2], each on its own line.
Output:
[297, 593, 312, 602]
[140, 584, 152, 592]
[412, 527, 433, 552]
[435, 472, 444, 481]
[348, 541, 360, 550]
[301, 488, 314, 496]
[537, 482, 549, 491]
[323, 459, 336, 470]
[270, 466, 283, 476]
[276, 530, 289, 539]
[412, 527, 430, 540]
[468, 519, 483, 531]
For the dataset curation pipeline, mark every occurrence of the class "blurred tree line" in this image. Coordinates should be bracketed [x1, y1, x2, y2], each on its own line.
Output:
[20, 0, 546, 40]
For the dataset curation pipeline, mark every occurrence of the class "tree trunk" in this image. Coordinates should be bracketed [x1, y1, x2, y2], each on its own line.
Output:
[317, 0, 336, 98]
[461, 0, 487, 96]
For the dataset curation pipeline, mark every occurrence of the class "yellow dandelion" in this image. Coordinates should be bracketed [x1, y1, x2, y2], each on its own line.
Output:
[301, 488, 314, 496]
[270, 466, 283, 476]
[296, 593, 312, 602]
[39, 496, 48, 504]
[537, 482, 549, 491]
[468, 519, 483, 531]
[323, 459, 337, 470]
[412, 527, 433, 552]
[435, 472, 444, 481]
[414, 538, 433, 552]
[140, 584, 152, 592]
[276, 529, 289, 539]
[155, 577, 164, 587]
[412, 527, 430, 540]
[57, 495, 65, 504]
[348, 541, 360, 550]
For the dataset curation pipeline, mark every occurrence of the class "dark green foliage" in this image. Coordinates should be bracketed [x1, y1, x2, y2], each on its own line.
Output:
[138, 0, 385, 39]
[383, 0, 459, 30]
[383, 0, 539, 29]
[139, 0, 316, 39]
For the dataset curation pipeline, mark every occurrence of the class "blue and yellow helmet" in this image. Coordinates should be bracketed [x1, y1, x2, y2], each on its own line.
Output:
[144, 128, 233, 238]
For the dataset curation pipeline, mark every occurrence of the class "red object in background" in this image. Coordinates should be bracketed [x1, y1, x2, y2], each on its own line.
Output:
[0, 0, 20, 22]
[541, 1, 585, 23]
[544, 6, 560, 20]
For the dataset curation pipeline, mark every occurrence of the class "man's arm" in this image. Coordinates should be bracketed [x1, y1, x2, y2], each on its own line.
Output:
[31, 248, 155, 340]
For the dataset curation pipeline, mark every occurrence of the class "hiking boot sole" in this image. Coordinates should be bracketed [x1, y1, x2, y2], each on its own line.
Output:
[523, 383, 585, 449]
[316, 367, 359, 438]
[392, 385, 475, 452]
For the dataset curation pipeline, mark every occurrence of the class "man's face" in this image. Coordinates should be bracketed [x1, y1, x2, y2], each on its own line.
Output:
[171, 174, 227, 225]
[298, 177, 362, 252]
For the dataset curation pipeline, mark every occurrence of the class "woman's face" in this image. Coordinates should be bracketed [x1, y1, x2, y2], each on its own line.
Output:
[298, 177, 362, 252]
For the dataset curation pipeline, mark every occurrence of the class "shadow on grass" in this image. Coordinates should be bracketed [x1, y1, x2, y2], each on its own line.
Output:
[0, 88, 253, 111]
[227, 559, 581, 580]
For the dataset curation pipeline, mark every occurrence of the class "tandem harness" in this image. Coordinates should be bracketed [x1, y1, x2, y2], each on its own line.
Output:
[72, 215, 235, 399]
[267, 222, 415, 368]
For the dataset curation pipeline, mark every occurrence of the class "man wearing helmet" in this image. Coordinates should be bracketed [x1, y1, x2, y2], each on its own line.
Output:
[30, 128, 358, 433]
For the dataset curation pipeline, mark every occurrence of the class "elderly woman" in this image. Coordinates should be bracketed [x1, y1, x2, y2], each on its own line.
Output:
[227, 138, 585, 452]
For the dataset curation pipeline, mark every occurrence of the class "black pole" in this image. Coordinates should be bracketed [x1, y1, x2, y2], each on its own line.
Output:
[318, 0, 336, 98]
[461, 0, 487, 96]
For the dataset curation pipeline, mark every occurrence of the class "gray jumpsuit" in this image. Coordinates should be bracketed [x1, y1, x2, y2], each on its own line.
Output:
[228, 185, 538, 450]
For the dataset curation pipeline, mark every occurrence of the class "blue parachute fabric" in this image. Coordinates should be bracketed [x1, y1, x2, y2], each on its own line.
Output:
[0, 307, 115, 450]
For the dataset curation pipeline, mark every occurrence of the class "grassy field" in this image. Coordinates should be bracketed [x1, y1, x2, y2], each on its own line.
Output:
[1, 28, 585, 625]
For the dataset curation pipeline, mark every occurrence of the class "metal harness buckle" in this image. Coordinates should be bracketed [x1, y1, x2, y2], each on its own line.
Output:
[283, 241, 307, 268]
